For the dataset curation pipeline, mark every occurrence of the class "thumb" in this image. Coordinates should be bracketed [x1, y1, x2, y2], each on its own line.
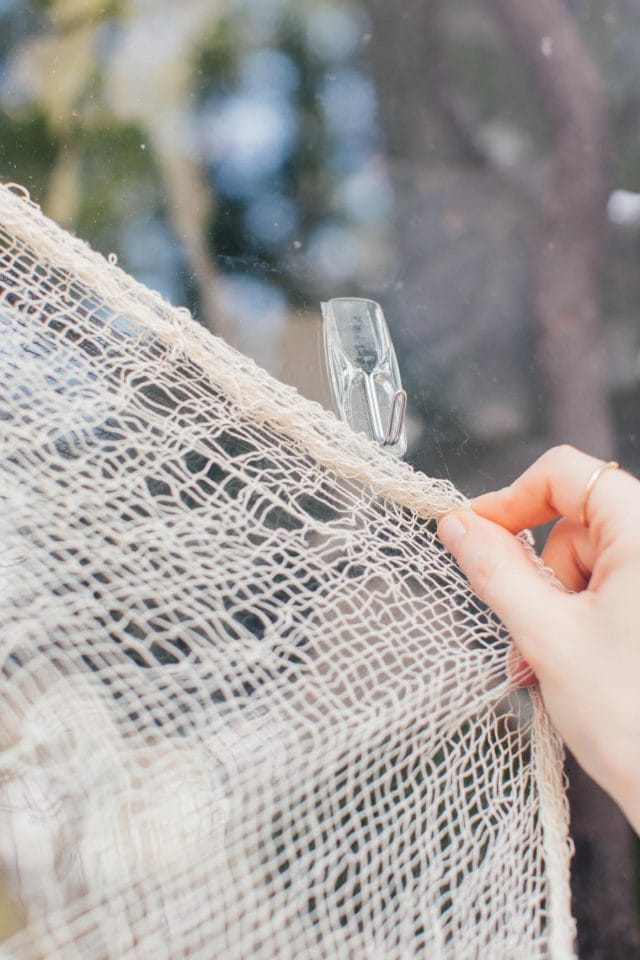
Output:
[437, 509, 564, 670]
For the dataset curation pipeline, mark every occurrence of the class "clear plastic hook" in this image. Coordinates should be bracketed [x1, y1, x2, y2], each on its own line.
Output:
[321, 297, 407, 458]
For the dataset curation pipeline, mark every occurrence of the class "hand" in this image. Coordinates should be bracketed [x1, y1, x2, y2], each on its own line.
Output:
[437, 445, 640, 834]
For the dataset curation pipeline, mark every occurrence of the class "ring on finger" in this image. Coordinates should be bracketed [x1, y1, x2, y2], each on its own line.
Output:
[579, 460, 619, 526]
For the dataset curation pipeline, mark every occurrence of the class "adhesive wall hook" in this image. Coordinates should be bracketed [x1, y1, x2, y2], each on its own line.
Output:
[321, 298, 407, 458]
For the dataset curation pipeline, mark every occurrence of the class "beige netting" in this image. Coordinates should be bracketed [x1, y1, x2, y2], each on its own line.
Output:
[0, 182, 574, 958]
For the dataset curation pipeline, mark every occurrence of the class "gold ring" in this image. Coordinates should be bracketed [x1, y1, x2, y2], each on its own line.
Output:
[579, 460, 619, 526]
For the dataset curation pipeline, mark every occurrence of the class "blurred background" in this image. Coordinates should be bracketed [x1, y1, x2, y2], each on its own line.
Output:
[1, 0, 640, 954]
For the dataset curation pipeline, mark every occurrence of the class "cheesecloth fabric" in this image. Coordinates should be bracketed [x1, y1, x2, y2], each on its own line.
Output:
[0, 183, 574, 958]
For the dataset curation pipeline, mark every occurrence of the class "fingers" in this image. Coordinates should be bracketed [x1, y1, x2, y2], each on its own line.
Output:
[507, 643, 537, 687]
[471, 445, 637, 539]
[540, 518, 596, 592]
[437, 508, 564, 673]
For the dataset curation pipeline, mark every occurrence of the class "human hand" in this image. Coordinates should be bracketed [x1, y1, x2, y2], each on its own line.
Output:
[437, 445, 640, 834]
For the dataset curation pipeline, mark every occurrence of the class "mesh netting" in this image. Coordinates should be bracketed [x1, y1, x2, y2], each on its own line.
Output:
[0, 183, 574, 958]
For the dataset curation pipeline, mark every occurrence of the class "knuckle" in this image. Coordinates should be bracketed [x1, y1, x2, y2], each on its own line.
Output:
[547, 443, 577, 465]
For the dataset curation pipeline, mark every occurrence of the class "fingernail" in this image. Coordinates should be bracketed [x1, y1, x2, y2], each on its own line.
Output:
[437, 512, 468, 555]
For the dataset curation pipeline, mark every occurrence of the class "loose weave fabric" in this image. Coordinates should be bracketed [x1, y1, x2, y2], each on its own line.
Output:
[0, 182, 574, 958]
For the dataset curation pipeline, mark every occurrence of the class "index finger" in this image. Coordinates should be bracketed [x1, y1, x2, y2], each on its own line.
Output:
[471, 445, 639, 538]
